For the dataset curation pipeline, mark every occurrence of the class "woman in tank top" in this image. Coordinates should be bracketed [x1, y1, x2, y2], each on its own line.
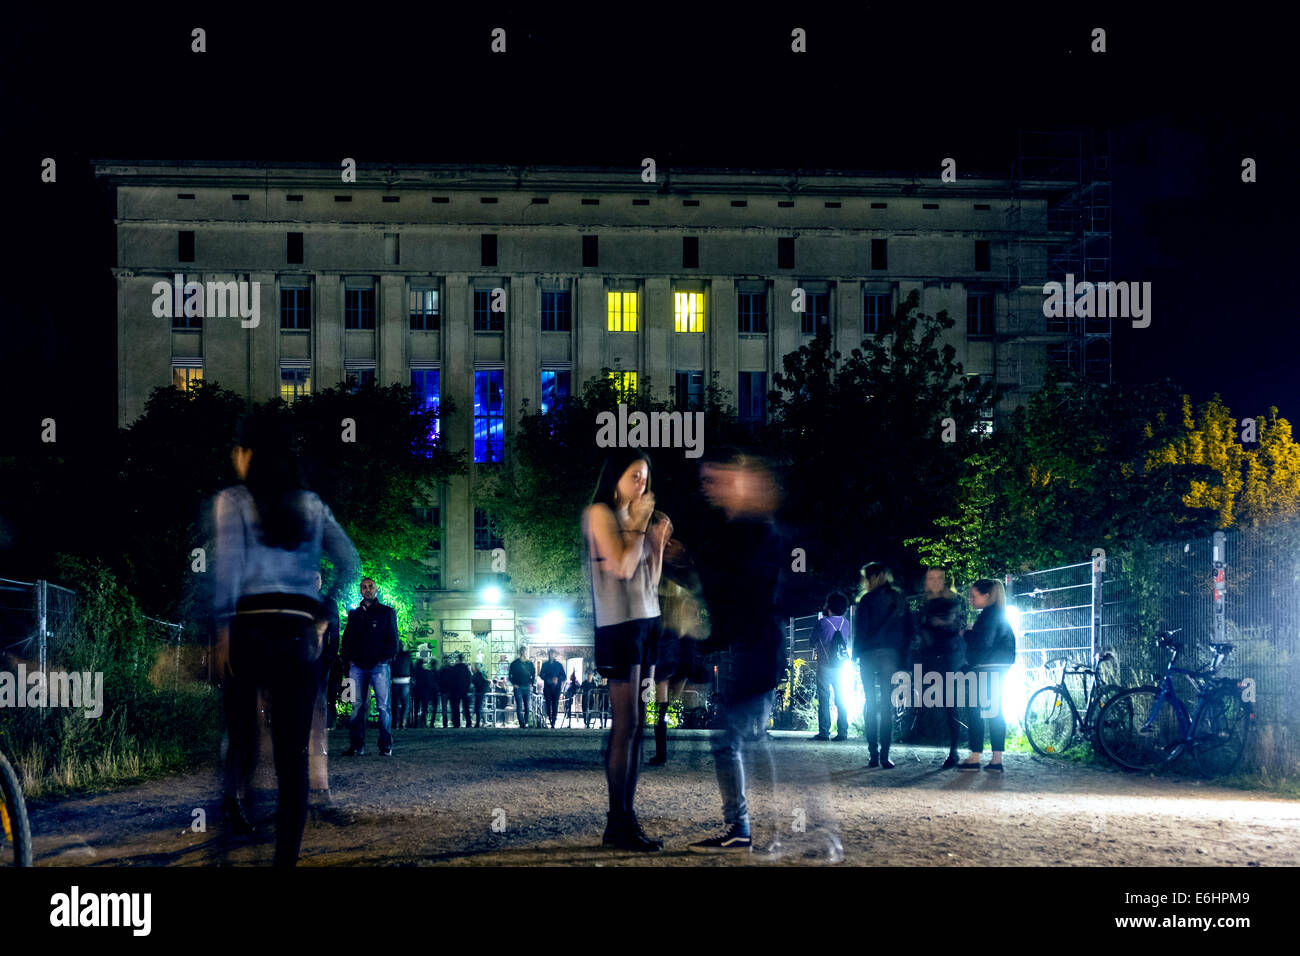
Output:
[582, 448, 672, 851]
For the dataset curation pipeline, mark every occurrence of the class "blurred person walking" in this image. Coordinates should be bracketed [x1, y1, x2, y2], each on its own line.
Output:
[918, 567, 966, 768]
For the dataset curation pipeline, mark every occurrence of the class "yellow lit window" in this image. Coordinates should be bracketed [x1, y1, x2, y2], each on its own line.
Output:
[675, 291, 705, 332]
[172, 366, 203, 391]
[607, 291, 638, 332]
[609, 370, 637, 399]
[281, 368, 311, 403]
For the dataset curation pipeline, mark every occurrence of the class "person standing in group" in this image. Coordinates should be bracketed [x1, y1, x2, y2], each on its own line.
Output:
[852, 562, 914, 768]
[390, 645, 413, 729]
[540, 649, 567, 728]
[580, 670, 596, 728]
[508, 647, 536, 728]
[212, 410, 360, 866]
[582, 449, 672, 851]
[341, 578, 399, 757]
[918, 567, 966, 768]
[811, 591, 852, 742]
[412, 654, 437, 728]
[957, 578, 1017, 771]
[562, 670, 581, 726]
[470, 662, 491, 727]
[437, 654, 455, 727]
[447, 653, 472, 728]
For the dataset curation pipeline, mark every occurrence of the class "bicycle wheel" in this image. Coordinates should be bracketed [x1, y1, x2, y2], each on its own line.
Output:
[1192, 685, 1253, 777]
[1096, 687, 1182, 772]
[893, 701, 917, 742]
[0, 750, 32, 867]
[1085, 683, 1122, 762]
[1024, 685, 1075, 756]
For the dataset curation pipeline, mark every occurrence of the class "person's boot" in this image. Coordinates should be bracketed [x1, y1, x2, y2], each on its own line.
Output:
[867, 746, 880, 768]
[648, 720, 668, 765]
[880, 748, 896, 769]
[224, 795, 256, 836]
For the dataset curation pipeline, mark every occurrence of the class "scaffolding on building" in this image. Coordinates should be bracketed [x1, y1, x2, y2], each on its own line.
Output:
[1005, 129, 1113, 388]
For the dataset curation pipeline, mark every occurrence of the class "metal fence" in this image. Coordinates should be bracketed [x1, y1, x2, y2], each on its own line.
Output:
[1009, 523, 1300, 774]
[0, 577, 78, 677]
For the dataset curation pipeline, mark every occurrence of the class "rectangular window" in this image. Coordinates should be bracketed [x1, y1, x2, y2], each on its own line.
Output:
[540, 369, 571, 414]
[172, 365, 203, 391]
[1046, 343, 1074, 374]
[414, 505, 441, 551]
[737, 292, 768, 333]
[280, 366, 311, 403]
[411, 368, 440, 440]
[675, 370, 704, 411]
[607, 291, 638, 332]
[172, 277, 201, 329]
[473, 369, 504, 463]
[345, 367, 376, 392]
[871, 238, 887, 270]
[609, 370, 637, 401]
[863, 292, 890, 335]
[474, 289, 503, 331]
[582, 235, 599, 267]
[178, 231, 195, 262]
[738, 371, 766, 425]
[801, 292, 829, 335]
[967, 291, 994, 337]
[409, 289, 440, 331]
[683, 236, 699, 269]
[287, 232, 303, 264]
[481, 234, 497, 267]
[280, 287, 311, 329]
[345, 288, 376, 329]
[541, 290, 572, 331]
[975, 239, 991, 272]
[674, 291, 705, 333]
[778, 237, 794, 269]
[474, 509, 504, 552]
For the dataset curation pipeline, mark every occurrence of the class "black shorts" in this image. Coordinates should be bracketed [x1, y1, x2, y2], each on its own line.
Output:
[594, 617, 659, 682]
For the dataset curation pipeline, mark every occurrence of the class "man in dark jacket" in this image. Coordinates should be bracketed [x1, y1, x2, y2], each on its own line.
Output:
[508, 647, 536, 728]
[852, 562, 914, 768]
[448, 653, 472, 728]
[539, 649, 567, 728]
[413, 658, 439, 733]
[341, 577, 399, 757]
[436, 655, 455, 727]
[684, 450, 791, 853]
[470, 662, 491, 727]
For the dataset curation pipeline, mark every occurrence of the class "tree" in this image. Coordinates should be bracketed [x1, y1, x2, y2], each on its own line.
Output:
[768, 288, 999, 594]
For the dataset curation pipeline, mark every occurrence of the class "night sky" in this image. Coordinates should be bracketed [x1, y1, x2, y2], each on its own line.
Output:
[2, 4, 1293, 456]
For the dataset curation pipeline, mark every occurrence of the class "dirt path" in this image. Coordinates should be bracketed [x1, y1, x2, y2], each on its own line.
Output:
[25, 729, 1300, 866]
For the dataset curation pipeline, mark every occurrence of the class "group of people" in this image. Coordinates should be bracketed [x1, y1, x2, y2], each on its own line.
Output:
[209, 408, 1014, 866]
[811, 566, 1018, 770]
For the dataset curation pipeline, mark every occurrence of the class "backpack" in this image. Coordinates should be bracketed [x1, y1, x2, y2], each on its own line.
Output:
[828, 617, 849, 663]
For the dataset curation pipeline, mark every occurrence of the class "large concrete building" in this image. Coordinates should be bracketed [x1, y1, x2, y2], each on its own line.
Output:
[94, 156, 1111, 671]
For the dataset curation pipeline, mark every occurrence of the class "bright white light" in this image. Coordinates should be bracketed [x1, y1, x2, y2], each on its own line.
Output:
[481, 586, 502, 604]
[1001, 659, 1030, 731]
[1005, 604, 1023, 638]
[839, 661, 865, 717]
[539, 609, 564, 638]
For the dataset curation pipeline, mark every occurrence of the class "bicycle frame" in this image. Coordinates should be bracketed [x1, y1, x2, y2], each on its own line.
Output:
[1140, 643, 1227, 750]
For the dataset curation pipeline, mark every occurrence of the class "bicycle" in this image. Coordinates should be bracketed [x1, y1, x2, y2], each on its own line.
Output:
[0, 746, 32, 867]
[1023, 649, 1120, 758]
[1095, 629, 1254, 776]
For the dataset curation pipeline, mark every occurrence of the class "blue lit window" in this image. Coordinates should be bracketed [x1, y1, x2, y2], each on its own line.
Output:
[540, 369, 571, 415]
[474, 369, 504, 462]
[412, 368, 440, 440]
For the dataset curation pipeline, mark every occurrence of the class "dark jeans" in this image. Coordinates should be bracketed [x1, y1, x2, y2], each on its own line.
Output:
[967, 667, 1007, 752]
[923, 650, 963, 754]
[711, 690, 775, 833]
[348, 663, 392, 752]
[473, 690, 485, 727]
[816, 661, 849, 737]
[414, 692, 438, 728]
[513, 686, 530, 726]
[544, 685, 561, 726]
[392, 682, 411, 728]
[224, 609, 321, 867]
[859, 649, 899, 757]
[449, 692, 470, 728]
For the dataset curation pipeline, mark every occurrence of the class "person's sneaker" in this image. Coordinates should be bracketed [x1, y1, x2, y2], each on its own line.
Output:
[867, 755, 880, 768]
[647, 753, 667, 766]
[341, 747, 364, 757]
[811, 733, 831, 741]
[689, 823, 753, 853]
[880, 755, 896, 769]
[833, 733, 848, 741]
[941, 753, 959, 769]
[379, 747, 393, 757]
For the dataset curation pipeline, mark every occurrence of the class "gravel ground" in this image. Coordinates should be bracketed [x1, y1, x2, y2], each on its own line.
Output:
[25, 728, 1300, 866]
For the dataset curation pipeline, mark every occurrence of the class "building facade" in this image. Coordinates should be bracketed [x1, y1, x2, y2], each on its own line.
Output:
[95, 160, 1105, 670]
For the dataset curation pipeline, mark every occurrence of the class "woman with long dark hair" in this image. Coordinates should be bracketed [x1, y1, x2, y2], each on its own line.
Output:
[957, 578, 1017, 771]
[582, 448, 671, 851]
[213, 410, 360, 865]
